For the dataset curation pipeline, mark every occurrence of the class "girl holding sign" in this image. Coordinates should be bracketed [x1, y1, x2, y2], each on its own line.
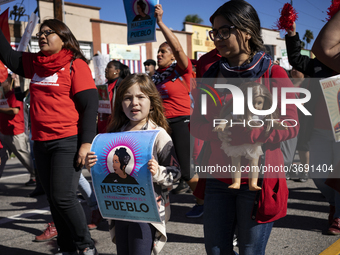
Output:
[86, 73, 181, 255]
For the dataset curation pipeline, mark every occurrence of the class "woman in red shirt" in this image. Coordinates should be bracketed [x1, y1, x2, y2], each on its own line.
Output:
[190, 1, 298, 254]
[0, 19, 98, 255]
[152, 5, 200, 209]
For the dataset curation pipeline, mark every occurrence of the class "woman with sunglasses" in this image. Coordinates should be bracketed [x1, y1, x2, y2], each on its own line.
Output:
[190, 1, 298, 254]
[0, 19, 98, 255]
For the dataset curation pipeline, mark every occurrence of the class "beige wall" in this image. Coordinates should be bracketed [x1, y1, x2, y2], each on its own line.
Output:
[98, 21, 190, 61]
[100, 23, 128, 44]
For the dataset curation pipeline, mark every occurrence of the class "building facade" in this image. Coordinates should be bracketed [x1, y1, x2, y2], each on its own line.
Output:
[8, 0, 311, 78]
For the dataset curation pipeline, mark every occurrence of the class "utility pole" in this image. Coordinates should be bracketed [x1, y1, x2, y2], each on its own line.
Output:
[53, 0, 63, 21]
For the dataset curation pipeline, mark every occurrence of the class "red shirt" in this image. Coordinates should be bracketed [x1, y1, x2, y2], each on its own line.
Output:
[0, 90, 25, 136]
[196, 48, 221, 78]
[156, 59, 192, 119]
[22, 55, 96, 141]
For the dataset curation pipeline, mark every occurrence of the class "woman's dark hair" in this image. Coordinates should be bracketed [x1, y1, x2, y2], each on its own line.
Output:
[114, 147, 131, 172]
[106, 61, 131, 79]
[107, 60, 121, 71]
[210, 0, 265, 60]
[120, 64, 131, 79]
[40, 19, 87, 63]
[137, 0, 146, 12]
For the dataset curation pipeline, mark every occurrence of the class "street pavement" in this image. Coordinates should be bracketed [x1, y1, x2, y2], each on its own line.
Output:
[0, 158, 340, 255]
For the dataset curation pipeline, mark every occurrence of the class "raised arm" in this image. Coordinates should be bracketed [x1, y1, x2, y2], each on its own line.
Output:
[285, 22, 314, 76]
[312, 10, 340, 73]
[154, 4, 188, 70]
[0, 28, 25, 76]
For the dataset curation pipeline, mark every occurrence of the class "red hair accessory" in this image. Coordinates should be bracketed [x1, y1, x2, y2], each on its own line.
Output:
[327, 0, 340, 21]
[276, 3, 298, 31]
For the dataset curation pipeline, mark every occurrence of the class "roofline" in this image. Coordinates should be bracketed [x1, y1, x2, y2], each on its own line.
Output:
[38, 0, 101, 10]
[90, 19, 193, 35]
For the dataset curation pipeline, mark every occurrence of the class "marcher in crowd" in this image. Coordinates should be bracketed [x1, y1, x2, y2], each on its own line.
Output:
[86, 73, 181, 254]
[0, 19, 98, 255]
[0, 73, 35, 187]
[97, 60, 130, 134]
[311, 9, 340, 235]
[285, 20, 340, 231]
[190, 1, 298, 254]
[151, 4, 203, 217]
[143, 59, 156, 76]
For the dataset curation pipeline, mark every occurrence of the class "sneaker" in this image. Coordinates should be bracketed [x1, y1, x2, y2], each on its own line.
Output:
[35, 222, 58, 242]
[185, 204, 204, 218]
[298, 172, 309, 182]
[172, 179, 190, 194]
[233, 234, 238, 247]
[328, 218, 340, 235]
[25, 179, 36, 186]
[88, 209, 103, 230]
[79, 247, 98, 255]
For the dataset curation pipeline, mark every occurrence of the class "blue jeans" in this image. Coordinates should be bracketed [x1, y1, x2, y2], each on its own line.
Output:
[309, 129, 340, 219]
[204, 178, 274, 255]
[115, 220, 156, 255]
[78, 173, 98, 211]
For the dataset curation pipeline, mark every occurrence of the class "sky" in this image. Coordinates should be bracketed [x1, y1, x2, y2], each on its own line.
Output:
[0, 0, 332, 50]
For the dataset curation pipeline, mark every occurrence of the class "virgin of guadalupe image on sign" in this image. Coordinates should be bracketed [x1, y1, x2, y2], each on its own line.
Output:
[102, 147, 139, 185]
[133, 0, 151, 21]
[90, 130, 161, 222]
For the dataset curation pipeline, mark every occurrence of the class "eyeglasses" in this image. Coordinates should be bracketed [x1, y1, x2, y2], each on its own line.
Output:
[36, 30, 56, 39]
[209, 25, 236, 41]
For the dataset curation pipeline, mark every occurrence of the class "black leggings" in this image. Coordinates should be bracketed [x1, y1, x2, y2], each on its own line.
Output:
[115, 220, 156, 255]
[168, 116, 193, 181]
[34, 135, 93, 252]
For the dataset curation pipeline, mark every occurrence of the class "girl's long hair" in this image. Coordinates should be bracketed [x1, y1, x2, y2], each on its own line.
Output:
[40, 19, 87, 63]
[106, 73, 170, 133]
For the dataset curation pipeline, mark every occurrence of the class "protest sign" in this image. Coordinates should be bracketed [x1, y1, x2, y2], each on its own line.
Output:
[17, 12, 39, 52]
[91, 130, 161, 223]
[123, 0, 158, 45]
[93, 53, 110, 86]
[97, 84, 111, 114]
[320, 74, 340, 142]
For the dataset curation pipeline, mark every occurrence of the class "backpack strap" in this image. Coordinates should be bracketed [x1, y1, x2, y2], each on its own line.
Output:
[173, 70, 190, 93]
[69, 59, 74, 75]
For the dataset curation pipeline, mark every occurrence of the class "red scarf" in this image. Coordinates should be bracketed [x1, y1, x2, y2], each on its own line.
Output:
[156, 65, 171, 73]
[33, 48, 74, 77]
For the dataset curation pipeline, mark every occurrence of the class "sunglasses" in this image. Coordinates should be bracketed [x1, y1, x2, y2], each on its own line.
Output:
[36, 29, 56, 39]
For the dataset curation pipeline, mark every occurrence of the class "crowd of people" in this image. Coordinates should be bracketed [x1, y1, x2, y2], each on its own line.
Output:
[1, 0, 340, 254]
